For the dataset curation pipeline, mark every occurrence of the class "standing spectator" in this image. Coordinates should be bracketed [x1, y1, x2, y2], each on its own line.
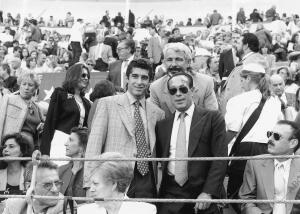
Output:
[100, 10, 110, 27]
[255, 23, 273, 50]
[84, 59, 165, 199]
[186, 18, 192, 26]
[47, 16, 56, 27]
[265, 5, 277, 22]
[239, 120, 300, 214]
[41, 64, 91, 156]
[250, 9, 263, 23]
[150, 43, 218, 118]
[0, 73, 44, 147]
[128, 10, 135, 28]
[156, 72, 227, 214]
[226, 63, 283, 213]
[59, 127, 88, 204]
[65, 12, 74, 28]
[147, 25, 163, 71]
[113, 12, 124, 27]
[236, 8, 246, 24]
[69, 18, 84, 64]
[27, 19, 42, 52]
[107, 39, 136, 89]
[210, 9, 223, 26]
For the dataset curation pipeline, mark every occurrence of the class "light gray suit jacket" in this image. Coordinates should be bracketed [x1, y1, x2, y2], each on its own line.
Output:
[84, 93, 165, 185]
[150, 73, 218, 118]
[147, 36, 162, 64]
[239, 155, 300, 214]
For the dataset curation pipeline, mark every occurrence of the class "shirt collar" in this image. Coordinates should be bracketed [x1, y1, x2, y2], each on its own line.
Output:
[242, 51, 254, 60]
[175, 103, 195, 120]
[125, 54, 134, 62]
[126, 91, 146, 109]
[274, 157, 292, 170]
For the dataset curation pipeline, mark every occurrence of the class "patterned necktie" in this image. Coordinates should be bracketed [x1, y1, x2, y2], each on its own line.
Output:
[175, 112, 188, 186]
[134, 100, 149, 176]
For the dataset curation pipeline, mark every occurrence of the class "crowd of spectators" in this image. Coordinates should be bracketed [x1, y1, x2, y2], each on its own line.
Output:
[2, 5, 300, 214]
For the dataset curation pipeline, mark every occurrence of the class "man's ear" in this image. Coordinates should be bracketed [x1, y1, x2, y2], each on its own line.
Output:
[290, 139, 299, 152]
[190, 86, 195, 92]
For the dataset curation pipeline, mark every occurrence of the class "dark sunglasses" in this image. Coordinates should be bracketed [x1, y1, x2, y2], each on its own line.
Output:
[169, 86, 189, 95]
[267, 131, 282, 141]
[81, 73, 90, 79]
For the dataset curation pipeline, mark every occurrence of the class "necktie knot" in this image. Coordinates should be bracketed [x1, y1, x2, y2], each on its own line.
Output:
[179, 112, 187, 120]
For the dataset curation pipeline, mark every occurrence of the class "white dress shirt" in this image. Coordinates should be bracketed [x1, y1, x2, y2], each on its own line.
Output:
[273, 158, 291, 214]
[226, 89, 283, 145]
[168, 103, 195, 175]
[121, 55, 134, 88]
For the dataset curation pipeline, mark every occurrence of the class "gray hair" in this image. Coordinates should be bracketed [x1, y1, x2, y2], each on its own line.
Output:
[91, 152, 134, 193]
[163, 42, 192, 62]
[17, 72, 41, 89]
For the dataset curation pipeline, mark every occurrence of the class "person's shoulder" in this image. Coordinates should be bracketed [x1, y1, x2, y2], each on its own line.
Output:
[78, 203, 106, 214]
[151, 75, 168, 89]
[146, 99, 164, 114]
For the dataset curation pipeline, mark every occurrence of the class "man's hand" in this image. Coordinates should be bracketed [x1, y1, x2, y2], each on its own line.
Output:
[194, 192, 212, 211]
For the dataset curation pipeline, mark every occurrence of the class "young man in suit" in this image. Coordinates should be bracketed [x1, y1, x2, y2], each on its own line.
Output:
[239, 120, 300, 214]
[84, 58, 165, 198]
[156, 72, 227, 214]
[107, 39, 135, 89]
[150, 42, 218, 118]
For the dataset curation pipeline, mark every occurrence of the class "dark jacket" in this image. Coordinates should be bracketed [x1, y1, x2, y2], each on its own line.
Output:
[59, 162, 86, 204]
[218, 49, 235, 79]
[250, 12, 263, 23]
[4, 76, 18, 93]
[41, 87, 91, 155]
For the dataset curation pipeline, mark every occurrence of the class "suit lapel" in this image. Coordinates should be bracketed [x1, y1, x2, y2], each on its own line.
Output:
[287, 159, 300, 213]
[188, 107, 205, 157]
[162, 116, 175, 173]
[146, 101, 156, 153]
[261, 159, 275, 203]
[116, 94, 135, 137]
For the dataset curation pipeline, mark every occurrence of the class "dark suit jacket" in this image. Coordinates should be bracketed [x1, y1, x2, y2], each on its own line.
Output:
[107, 60, 122, 87]
[156, 106, 227, 198]
[218, 49, 235, 79]
[59, 162, 86, 203]
[41, 87, 91, 155]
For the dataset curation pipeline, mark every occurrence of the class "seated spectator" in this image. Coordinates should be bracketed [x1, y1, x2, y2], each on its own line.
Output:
[0, 63, 18, 92]
[239, 120, 300, 214]
[0, 133, 33, 194]
[261, 45, 276, 70]
[20, 47, 29, 70]
[78, 152, 156, 214]
[87, 80, 116, 128]
[0, 72, 44, 147]
[58, 50, 73, 70]
[25, 56, 37, 72]
[43, 55, 58, 73]
[59, 127, 88, 204]
[287, 33, 300, 52]
[3, 161, 65, 214]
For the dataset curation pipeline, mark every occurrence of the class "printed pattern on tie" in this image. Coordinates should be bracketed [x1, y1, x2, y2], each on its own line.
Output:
[134, 101, 150, 176]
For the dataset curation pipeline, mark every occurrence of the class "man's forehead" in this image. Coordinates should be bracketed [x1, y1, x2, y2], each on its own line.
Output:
[165, 49, 185, 58]
[273, 124, 293, 135]
[131, 67, 149, 76]
[37, 169, 59, 182]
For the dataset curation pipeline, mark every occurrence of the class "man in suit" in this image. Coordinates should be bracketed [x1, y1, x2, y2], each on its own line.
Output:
[107, 39, 135, 89]
[3, 161, 65, 214]
[84, 58, 165, 198]
[156, 72, 227, 214]
[219, 33, 267, 115]
[147, 25, 163, 71]
[150, 42, 218, 118]
[239, 120, 300, 214]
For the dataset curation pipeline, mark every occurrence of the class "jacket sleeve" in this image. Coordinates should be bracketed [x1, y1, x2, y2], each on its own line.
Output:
[40, 88, 61, 155]
[83, 98, 109, 187]
[239, 160, 262, 213]
[0, 95, 9, 143]
[149, 84, 160, 108]
[203, 77, 218, 111]
[202, 111, 227, 197]
[218, 51, 225, 79]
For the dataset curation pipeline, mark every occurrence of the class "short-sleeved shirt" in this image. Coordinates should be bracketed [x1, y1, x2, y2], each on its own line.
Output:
[225, 89, 283, 144]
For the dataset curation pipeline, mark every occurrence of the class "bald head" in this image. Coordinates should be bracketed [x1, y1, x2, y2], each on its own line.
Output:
[270, 74, 285, 97]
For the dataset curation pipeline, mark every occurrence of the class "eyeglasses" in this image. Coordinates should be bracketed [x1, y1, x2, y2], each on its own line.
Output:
[117, 47, 128, 51]
[39, 180, 63, 191]
[168, 86, 189, 95]
[81, 73, 90, 79]
[267, 131, 282, 141]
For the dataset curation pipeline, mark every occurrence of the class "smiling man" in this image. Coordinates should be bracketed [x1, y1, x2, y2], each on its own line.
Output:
[84, 58, 165, 198]
[155, 72, 227, 214]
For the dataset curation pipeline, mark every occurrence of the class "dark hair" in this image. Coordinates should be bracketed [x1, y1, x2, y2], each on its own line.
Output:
[172, 28, 180, 34]
[167, 72, 194, 90]
[21, 47, 29, 60]
[70, 127, 88, 154]
[206, 56, 212, 69]
[26, 57, 37, 69]
[1, 63, 11, 75]
[291, 33, 299, 44]
[242, 33, 260, 52]
[13, 46, 21, 54]
[37, 161, 58, 171]
[62, 63, 90, 96]
[126, 58, 153, 81]
[89, 80, 115, 102]
[277, 120, 300, 152]
[121, 39, 135, 54]
[1, 133, 34, 167]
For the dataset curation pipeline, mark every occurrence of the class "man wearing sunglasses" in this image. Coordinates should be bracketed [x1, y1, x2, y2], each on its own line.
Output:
[239, 120, 300, 214]
[156, 72, 227, 214]
[150, 42, 218, 118]
[3, 161, 66, 214]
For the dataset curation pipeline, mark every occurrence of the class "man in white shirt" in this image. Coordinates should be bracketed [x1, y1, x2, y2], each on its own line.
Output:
[69, 18, 84, 63]
[270, 74, 287, 105]
[239, 120, 300, 214]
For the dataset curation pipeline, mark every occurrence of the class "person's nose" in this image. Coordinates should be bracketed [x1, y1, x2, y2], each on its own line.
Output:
[50, 183, 59, 193]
